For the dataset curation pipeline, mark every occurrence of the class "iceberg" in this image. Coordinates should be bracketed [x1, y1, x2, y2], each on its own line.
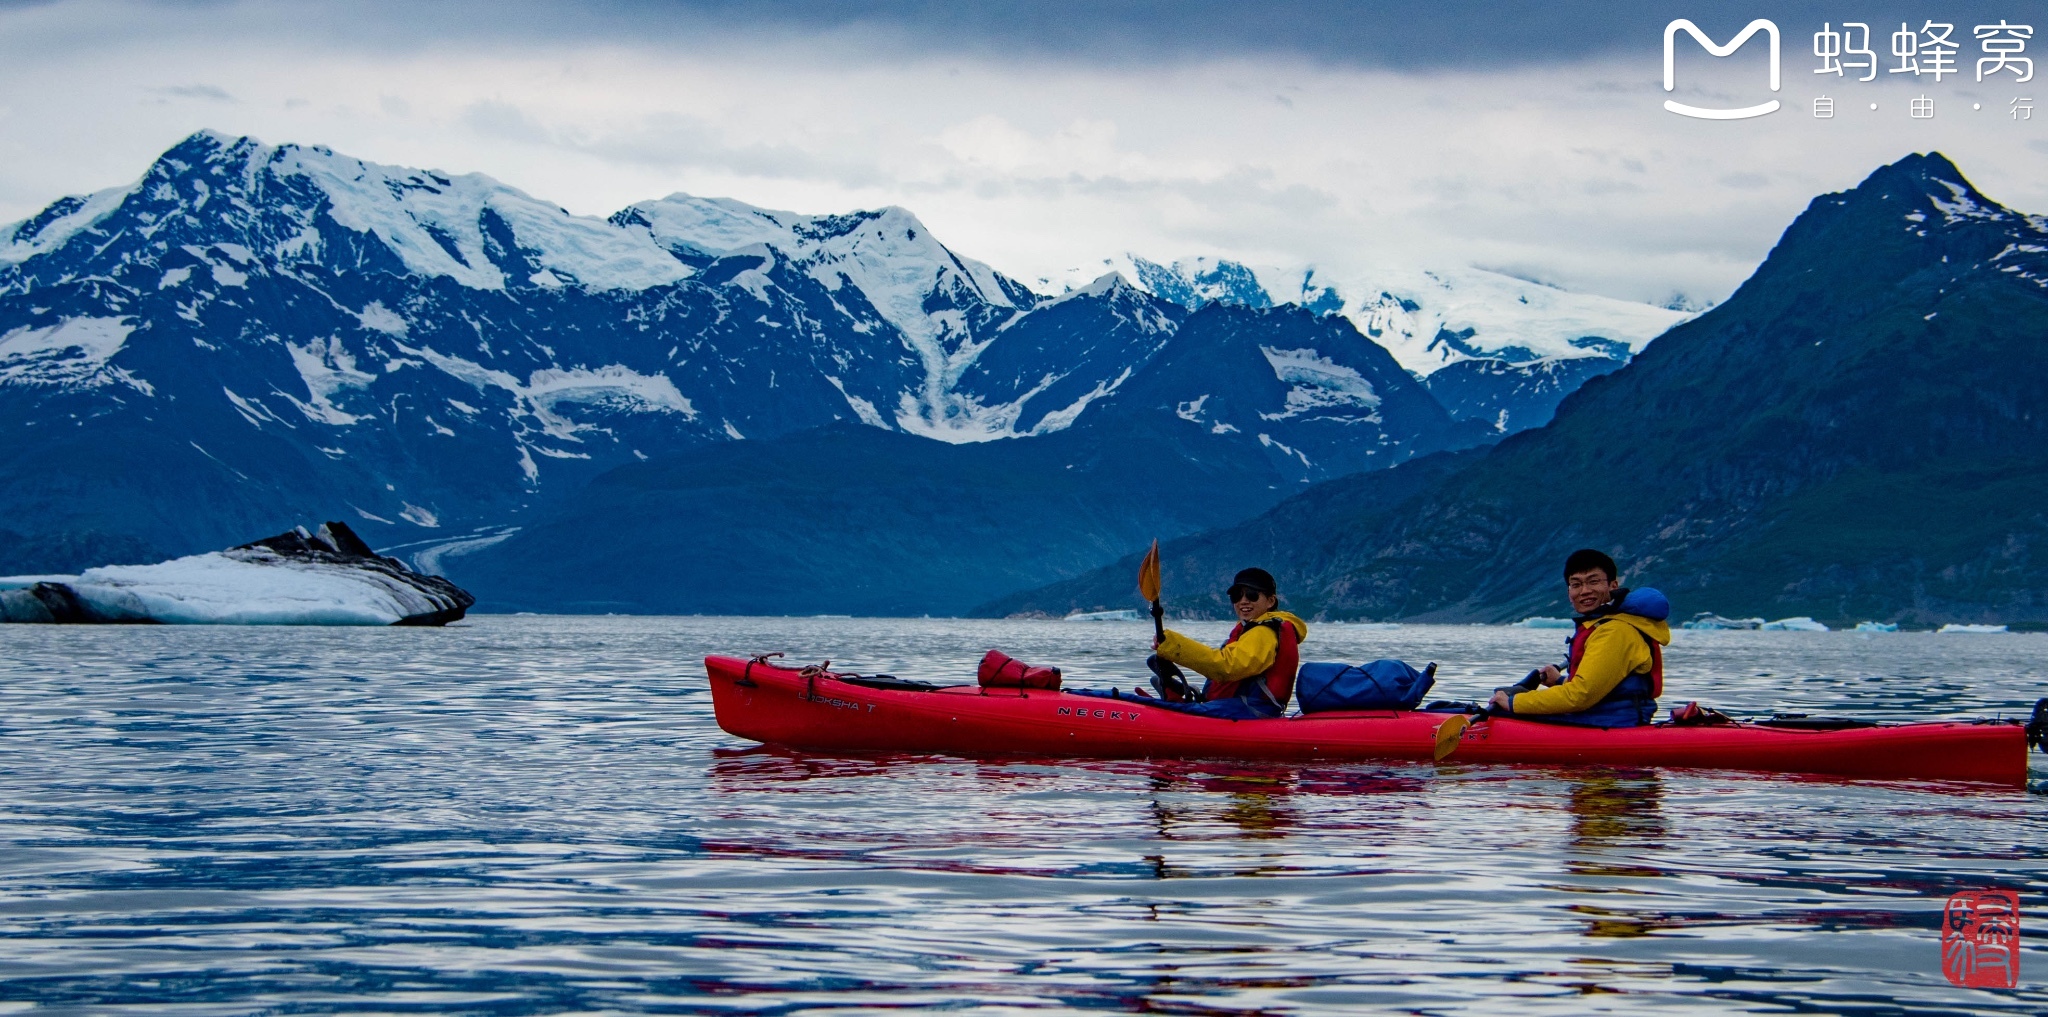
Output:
[1681, 613, 1765, 630]
[1063, 609, 1145, 622]
[1937, 623, 2009, 634]
[1513, 617, 1574, 629]
[1760, 617, 1830, 632]
[1853, 621, 1900, 632]
[0, 521, 473, 626]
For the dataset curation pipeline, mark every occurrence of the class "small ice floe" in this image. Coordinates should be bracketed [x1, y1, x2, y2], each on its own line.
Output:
[1063, 609, 1146, 622]
[0, 521, 474, 626]
[1513, 617, 1574, 629]
[1761, 617, 1830, 632]
[1682, 613, 1765, 630]
[1348, 622, 1402, 630]
[1853, 621, 1900, 632]
[1937, 623, 2010, 634]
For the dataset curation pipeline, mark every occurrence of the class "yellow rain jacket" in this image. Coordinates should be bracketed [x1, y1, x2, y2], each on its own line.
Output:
[1511, 612, 1671, 715]
[1156, 611, 1309, 684]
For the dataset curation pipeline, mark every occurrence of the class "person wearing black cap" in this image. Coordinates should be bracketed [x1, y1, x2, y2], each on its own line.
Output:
[1143, 567, 1309, 719]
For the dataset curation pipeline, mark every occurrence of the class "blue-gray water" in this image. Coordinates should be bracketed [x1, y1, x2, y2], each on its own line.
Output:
[1, 616, 2044, 1015]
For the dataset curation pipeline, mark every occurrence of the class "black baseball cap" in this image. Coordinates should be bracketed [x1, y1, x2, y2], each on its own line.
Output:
[1226, 567, 1277, 599]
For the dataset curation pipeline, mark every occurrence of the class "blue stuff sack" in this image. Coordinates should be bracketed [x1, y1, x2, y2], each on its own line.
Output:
[1295, 659, 1437, 713]
[1617, 587, 1670, 621]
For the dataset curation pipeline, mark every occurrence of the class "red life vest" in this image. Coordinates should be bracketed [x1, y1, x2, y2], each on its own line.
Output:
[1202, 617, 1301, 710]
[1567, 616, 1663, 698]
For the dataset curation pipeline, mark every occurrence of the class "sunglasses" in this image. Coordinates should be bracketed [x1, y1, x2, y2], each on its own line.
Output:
[1227, 587, 1271, 602]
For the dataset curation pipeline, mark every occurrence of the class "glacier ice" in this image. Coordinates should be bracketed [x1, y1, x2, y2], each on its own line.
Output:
[1760, 617, 1830, 632]
[0, 522, 472, 626]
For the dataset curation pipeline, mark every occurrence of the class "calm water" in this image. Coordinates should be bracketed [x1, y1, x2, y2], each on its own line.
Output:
[0, 615, 2044, 1015]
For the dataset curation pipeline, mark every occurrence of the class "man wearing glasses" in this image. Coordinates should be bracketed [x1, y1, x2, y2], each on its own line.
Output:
[1486, 548, 1670, 727]
[1144, 568, 1308, 720]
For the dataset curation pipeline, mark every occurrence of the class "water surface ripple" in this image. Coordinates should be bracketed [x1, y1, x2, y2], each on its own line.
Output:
[1, 616, 2043, 1014]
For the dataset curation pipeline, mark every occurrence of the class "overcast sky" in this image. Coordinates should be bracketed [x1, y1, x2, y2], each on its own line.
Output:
[1, 0, 2042, 305]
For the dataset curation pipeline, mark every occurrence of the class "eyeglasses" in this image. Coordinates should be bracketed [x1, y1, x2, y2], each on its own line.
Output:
[1228, 588, 1270, 602]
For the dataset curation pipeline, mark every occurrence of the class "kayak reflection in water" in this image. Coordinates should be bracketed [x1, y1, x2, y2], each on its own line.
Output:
[1488, 549, 1672, 727]
[1143, 567, 1309, 720]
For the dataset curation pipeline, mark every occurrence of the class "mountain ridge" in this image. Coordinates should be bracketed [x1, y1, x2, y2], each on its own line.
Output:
[0, 130, 1562, 584]
[981, 152, 2048, 626]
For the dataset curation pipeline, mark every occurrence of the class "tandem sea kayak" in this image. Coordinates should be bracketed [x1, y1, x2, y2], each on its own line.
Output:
[705, 655, 2041, 786]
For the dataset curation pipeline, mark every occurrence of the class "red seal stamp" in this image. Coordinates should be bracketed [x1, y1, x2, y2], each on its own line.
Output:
[1942, 889, 2021, 988]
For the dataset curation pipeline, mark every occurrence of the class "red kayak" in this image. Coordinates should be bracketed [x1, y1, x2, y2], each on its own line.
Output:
[705, 655, 2036, 785]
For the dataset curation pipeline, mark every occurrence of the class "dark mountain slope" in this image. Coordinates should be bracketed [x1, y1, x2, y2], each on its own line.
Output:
[449, 421, 1281, 616]
[453, 304, 1493, 615]
[985, 153, 2048, 625]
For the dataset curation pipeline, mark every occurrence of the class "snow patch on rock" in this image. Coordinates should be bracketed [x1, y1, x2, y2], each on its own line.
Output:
[1260, 347, 1381, 419]
[0, 317, 146, 393]
[282, 336, 376, 425]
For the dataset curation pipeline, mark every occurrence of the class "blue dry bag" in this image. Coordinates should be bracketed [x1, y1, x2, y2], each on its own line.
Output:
[1295, 659, 1437, 713]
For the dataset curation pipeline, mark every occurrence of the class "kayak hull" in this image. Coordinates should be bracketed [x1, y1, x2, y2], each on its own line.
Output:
[705, 656, 2029, 785]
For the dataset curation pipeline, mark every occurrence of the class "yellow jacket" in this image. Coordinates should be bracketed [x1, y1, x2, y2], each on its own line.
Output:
[1511, 613, 1670, 715]
[1156, 611, 1309, 683]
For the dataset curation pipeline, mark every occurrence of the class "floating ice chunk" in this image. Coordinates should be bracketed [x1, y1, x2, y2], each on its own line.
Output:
[1760, 617, 1829, 632]
[1063, 609, 1145, 622]
[1513, 617, 1574, 629]
[1937, 623, 2009, 634]
[1682, 613, 1765, 630]
[1853, 621, 1899, 632]
[60, 552, 420, 624]
[0, 522, 472, 626]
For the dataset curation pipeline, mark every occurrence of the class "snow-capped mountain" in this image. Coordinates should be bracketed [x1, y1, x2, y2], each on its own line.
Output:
[1067, 255, 1689, 376]
[611, 194, 1043, 440]
[1056, 254, 1692, 431]
[996, 152, 2048, 624]
[0, 131, 1489, 571]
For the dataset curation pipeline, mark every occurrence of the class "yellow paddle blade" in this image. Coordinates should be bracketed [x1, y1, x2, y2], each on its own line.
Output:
[1432, 714, 1471, 762]
[1137, 539, 1161, 601]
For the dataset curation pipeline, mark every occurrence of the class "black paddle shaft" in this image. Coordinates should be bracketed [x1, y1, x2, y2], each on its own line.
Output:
[1150, 599, 1165, 643]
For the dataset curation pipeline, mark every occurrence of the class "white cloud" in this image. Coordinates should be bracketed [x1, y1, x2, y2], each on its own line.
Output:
[0, 1, 2044, 308]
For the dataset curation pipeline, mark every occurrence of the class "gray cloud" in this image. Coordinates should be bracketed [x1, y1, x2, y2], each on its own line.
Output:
[153, 83, 233, 101]
[1, 0, 2043, 313]
[37, 1, 2036, 70]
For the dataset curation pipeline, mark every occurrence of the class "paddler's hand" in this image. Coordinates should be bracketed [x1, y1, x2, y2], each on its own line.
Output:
[1488, 689, 1515, 712]
[1537, 665, 1563, 687]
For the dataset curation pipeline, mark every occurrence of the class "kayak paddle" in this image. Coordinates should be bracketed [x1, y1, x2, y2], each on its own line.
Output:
[1137, 539, 1164, 643]
[1432, 714, 1472, 761]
